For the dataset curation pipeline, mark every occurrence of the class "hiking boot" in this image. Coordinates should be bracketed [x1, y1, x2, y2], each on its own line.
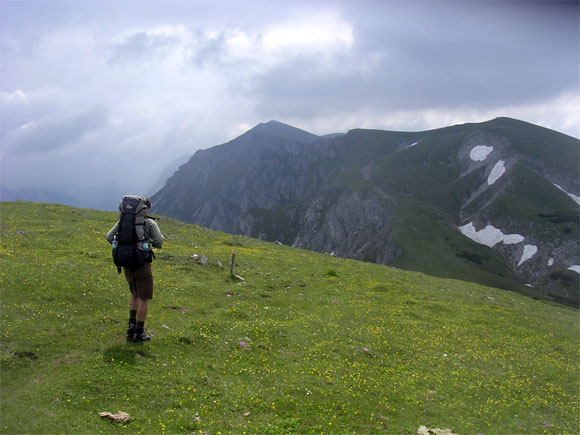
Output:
[126, 324, 136, 338]
[132, 333, 151, 343]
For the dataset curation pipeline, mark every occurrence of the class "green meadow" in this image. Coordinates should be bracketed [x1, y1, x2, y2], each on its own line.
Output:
[1, 202, 578, 434]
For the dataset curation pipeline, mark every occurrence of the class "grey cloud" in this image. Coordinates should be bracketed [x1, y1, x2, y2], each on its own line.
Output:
[5, 104, 109, 153]
[1, 88, 76, 138]
[351, 2, 579, 102]
[239, 1, 579, 120]
[188, 29, 258, 77]
[190, 30, 228, 67]
[107, 31, 180, 64]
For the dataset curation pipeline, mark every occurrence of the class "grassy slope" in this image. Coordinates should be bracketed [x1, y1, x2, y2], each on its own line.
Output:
[389, 198, 542, 299]
[1, 202, 578, 434]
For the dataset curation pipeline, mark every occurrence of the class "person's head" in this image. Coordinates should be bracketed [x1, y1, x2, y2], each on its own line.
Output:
[142, 196, 152, 214]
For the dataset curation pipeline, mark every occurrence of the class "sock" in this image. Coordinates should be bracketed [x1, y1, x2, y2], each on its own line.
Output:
[135, 321, 145, 335]
[129, 310, 137, 326]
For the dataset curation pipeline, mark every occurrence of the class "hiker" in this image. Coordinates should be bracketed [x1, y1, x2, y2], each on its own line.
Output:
[106, 196, 165, 342]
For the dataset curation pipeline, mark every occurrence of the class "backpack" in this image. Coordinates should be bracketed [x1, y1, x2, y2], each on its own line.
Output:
[112, 195, 153, 270]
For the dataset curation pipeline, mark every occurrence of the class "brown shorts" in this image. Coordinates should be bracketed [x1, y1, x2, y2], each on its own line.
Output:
[123, 263, 154, 300]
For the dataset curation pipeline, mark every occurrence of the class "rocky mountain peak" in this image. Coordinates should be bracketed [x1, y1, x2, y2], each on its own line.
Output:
[246, 120, 320, 144]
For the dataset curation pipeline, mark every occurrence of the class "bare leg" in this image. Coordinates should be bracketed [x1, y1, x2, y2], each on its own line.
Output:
[133, 298, 150, 342]
[136, 298, 148, 322]
[130, 295, 139, 312]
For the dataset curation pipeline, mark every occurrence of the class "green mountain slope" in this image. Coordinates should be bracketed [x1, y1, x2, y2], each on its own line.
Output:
[1, 202, 579, 434]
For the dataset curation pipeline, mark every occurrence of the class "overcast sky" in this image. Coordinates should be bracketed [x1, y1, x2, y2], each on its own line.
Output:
[1, 0, 578, 210]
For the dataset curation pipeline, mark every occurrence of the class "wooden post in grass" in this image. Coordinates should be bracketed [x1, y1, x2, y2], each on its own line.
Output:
[230, 253, 236, 277]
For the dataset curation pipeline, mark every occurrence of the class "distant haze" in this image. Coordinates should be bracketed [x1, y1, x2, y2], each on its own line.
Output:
[1, 1, 578, 210]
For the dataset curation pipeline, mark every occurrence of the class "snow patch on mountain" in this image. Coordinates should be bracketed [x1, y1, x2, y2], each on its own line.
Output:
[554, 184, 580, 205]
[503, 234, 525, 244]
[406, 141, 419, 149]
[568, 265, 580, 274]
[458, 222, 524, 248]
[469, 145, 494, 161]
[518, 244, 538, 266]
[488, 160, 506, 185]
[459, 222, 538, 267]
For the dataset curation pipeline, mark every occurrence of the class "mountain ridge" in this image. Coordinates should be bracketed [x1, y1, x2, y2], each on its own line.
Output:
[152, 117, 579, 305]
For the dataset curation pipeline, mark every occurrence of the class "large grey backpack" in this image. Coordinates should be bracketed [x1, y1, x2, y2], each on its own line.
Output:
[112, 195, 152, 269]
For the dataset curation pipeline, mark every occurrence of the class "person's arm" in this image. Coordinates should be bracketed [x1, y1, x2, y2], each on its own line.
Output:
[147, 219, 165, 248]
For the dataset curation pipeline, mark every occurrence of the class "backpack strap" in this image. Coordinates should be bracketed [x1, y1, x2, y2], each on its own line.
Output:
[134, 201, 147, 242]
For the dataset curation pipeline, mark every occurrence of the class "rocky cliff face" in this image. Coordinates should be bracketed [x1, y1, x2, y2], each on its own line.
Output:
[292, 189, 400, 264]
[153, 121, 334, 229]
[152, 118, 579, 306]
